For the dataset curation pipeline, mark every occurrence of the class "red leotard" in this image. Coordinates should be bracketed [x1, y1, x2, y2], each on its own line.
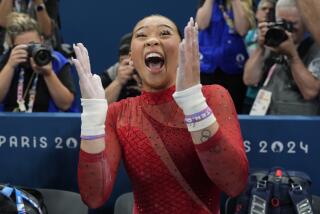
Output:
[78, 85, 248, 214]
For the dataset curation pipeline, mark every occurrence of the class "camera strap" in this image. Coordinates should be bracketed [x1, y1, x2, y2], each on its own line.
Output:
[249, 64, 277, 116]
[16, 68, 39, 112]
[139, 109, 213, 213]
[297, 37, 314, 59]
[263, 63, 277, 87]
[219, 4, 235, 33]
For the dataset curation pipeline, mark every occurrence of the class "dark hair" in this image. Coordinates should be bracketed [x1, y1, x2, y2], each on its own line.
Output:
[118, 32, 132, 56]
[133, 14, 183, 40]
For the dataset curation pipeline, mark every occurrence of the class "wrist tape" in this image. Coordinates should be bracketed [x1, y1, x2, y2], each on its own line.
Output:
[173, 84, 216, 131]
[81, 99, 108, 137]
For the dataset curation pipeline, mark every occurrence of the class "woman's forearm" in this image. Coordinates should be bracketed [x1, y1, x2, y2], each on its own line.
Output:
[231, 0, 251, 36]
[297, 0, 320, 45]
[196, 0, 214, 30]
[0, 0, 13, 27]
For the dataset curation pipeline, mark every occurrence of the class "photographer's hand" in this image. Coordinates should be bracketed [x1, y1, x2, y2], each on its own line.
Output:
[7, 45, 28, 69]
[0, 45, 28, 102]
[115, 58, 135, 86]
[105, 58, 136, 103]
[258, 22, 269, 47]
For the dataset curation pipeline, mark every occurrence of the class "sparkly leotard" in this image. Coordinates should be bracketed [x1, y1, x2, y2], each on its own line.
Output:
[78, 85, 248, 214]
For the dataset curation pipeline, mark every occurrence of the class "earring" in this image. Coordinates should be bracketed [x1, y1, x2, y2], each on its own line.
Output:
[129, 60, 133, 66]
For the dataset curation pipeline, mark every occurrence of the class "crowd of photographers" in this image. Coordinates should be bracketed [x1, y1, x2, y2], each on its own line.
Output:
[0, 0, 319, 115]
[243, 0, 320, 115]
[197, 0, 320, 115]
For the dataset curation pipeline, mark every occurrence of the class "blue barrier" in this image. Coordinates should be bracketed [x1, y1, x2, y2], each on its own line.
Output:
[0, 113, 81, 191]
[0, 113, 319, 211]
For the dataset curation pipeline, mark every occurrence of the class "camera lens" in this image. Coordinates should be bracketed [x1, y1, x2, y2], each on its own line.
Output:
[34, 49, 52, 66]
[265, 28, 288, 47]
[264, 20, 294, 47]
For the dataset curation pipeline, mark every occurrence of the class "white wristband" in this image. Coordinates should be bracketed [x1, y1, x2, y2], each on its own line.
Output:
[81, 99, 108, 136]
[173, 84, 207, 115]
[173, 84, 216, 132]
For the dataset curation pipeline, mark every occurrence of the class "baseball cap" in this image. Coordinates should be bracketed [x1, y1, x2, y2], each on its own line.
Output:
[119, 32, 132, 56]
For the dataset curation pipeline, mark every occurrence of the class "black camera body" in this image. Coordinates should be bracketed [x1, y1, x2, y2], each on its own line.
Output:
[265, 20, 294, 47]
[26, 43, 52, 66]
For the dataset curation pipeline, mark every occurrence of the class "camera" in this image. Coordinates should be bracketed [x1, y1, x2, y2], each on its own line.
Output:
[26, 43, 52, 66]
[264, 19, 294, 47]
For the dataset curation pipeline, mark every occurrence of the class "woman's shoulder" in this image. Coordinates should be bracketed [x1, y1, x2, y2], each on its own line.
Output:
[202, 84, 232, 101]
[202, 84, 235, 111]
[202, 84, 229, 96]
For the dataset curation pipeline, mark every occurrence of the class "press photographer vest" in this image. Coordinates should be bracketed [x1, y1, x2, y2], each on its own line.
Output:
[198, 0, 248, 74]
[263, 38, 320, 115]
[47, 51, 78, 112]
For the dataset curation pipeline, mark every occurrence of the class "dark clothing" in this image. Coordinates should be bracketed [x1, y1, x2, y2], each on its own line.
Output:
[0, 50, 75, 112]
[100, 69, 113, 89]
[198, 0, 206, 7]
[43, 0, 60, 26]
[201, 69, 247, 113]
[0, 26, 5, 54]
[100, 64, 140, 101]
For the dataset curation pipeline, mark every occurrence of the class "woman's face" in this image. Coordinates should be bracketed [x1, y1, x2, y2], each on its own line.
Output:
[276, 7, 305, 44]
[130, 16, 181, 92]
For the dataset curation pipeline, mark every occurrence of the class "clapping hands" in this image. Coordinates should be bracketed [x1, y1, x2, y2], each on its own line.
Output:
[176, 17, 201, 92]
[72, 43, 105, 100]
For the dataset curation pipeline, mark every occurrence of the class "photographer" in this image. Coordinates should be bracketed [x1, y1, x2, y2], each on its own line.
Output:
[244, 0, 275, 55]
[242, 0, 276, 113]
[0, 12, 75, 112]
[100, 32, 141, 103]
[243, 0, 320, 115]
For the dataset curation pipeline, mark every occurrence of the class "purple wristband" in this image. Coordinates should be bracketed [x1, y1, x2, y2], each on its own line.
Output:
[184, 107, 213, 124]
[80, 134, 105, 141]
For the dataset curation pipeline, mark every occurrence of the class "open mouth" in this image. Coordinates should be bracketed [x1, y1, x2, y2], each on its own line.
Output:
[144, 52, 165, 73]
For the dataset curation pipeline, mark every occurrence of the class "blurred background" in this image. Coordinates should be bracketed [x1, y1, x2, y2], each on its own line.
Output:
[60, 0, 197, 74]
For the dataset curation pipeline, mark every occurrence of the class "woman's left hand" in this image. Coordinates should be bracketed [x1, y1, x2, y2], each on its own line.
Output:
[176, 17, 201, 92]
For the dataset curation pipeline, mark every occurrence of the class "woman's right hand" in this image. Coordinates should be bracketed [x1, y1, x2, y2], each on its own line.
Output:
[7, 44, 28, 69]
[72, 43, 105, 99]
